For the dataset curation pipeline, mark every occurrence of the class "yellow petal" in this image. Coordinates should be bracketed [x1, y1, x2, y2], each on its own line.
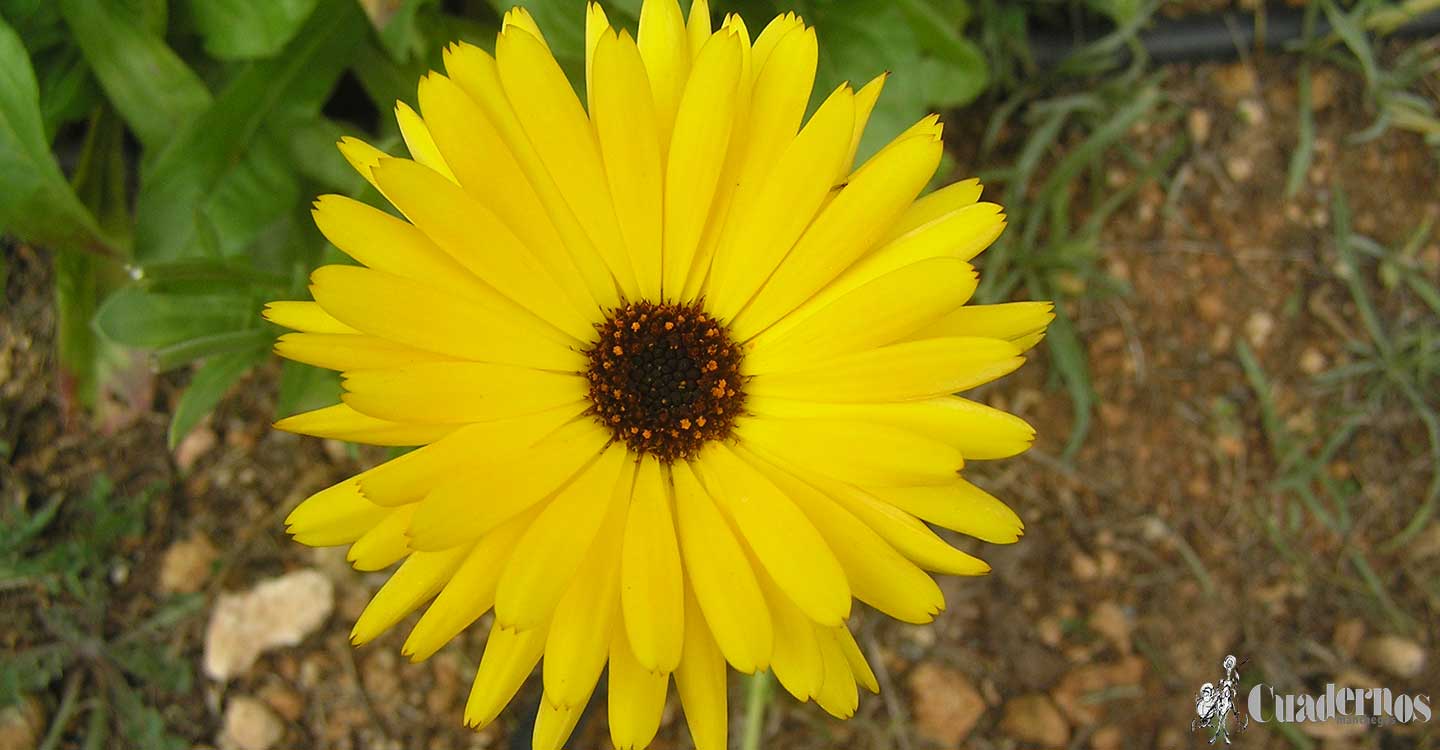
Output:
[661, 30, 742, 298]
[443, 42, 623, 310]
[914, 300, 1055, 345]
[592, 30, 664, 300]
[744, 258, 978, 371]
[747, 451, 944, 624]
[534, 694, 589, 750]
[585, 3, 609, 107]
[675, 587, 727, 750]
[346, 504, 414, 571]
[706, 84, 855, 321]
[496, 26, 638, 298]
[464, 621, 549, 729]
[272, 402, 455, 447]
[351, 543, 470, 645]
[694, 445, 850, 626]
[685, 0, 711, 57]
[883, 177, 984, 242]
[812, 478, 991, 575]
[879, 201, 1005, 264]
[263, 300, 356, 334]
[731, 21, 815, 194]
[543, 495, 624, 708]
[494, 444, 629, 630]
[737, 417, 961, 487]
[609, 629, 668, 750]
[403, 508, 537, 661]
[500, 6, 547, 48]
[786, 203, 999, 319]
[637, 0, 689, 153]
[407, 419, 611, 550]
[865, 479, 1025, 544]
[671, 461, 772, 672]
[309, 265, 582, 370]
[311, 194, 488, 301]
[336, 136, 388, 192]
[746, 395, 1036, 461]
[836, 626, 879, 693]
[846, 73, 887, 171]
[746, 337, 1024, 403]
[394, 100, 455, 182]
[275, 332, 453, 372]
[358, 404, 586, 505]
[416, 73, 604, 315]
[284, 477, 390, 546]
[370, 158, 594, 341]
[756, 570, 823, 701]
[733, 132, 942, 334]
[813, 626, 858, 719]
[621, 456, 684, 672]
[341, 363, 585, 425]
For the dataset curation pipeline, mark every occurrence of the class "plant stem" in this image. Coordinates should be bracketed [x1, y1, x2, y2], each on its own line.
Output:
[740, 670, 774, 750]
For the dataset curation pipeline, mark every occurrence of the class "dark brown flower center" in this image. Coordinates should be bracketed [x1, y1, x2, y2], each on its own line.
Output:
[583, 300, 746, 462]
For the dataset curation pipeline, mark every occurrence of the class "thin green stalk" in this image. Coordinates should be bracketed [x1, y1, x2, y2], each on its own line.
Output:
[740, 670, 775, 750]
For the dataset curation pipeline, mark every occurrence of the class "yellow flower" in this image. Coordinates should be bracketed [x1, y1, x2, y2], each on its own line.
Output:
[265, 2, 1052, 748]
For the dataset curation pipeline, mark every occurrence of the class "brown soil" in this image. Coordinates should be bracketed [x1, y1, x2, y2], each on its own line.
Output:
[3, 53, 1437, 750]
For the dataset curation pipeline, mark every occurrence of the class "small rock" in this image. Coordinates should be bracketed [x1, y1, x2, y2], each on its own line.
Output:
[258, 684, 305, 723]
[159, 533, 219, 594]
[1332, 619, 1365, 658]
[1071, 553, 1099, 581]
[1211, 63, 1257, 102]
[1404, 522, 1440, 562]
[1186, 108, 1212, 145]
[1090, 725, 1123, 750]
[1299, 347, 1328, 375]
[1362, 636, 1425, 679]
[1196, 295, 1225, 323]
[1052, 657, 1146, 726]
[174, 424, 218, 472]
[1236, 98, 1266, 126]
[1244, 311, 1275, 349]
[1310, 68, 1340, 111]
[204, 570, 334, 680]
[907, 663, 987, 747]
[1000, 694, 1070, 747]
[1088, 602, 1132, 654]
[0, 697, 44, 750]
[220, 696, 284, 750]
[1037, 617, 1063, 648]
[1225, 155, 1255, 182]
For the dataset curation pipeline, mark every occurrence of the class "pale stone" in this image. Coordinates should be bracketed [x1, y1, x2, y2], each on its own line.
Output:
[204, 570, 334, 680]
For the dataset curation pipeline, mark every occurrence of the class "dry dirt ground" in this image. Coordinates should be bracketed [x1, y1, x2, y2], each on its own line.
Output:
[3, 53, 1438, 750]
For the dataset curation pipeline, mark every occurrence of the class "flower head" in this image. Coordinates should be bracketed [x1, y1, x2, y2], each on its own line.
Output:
[266, 1, 1052, 747]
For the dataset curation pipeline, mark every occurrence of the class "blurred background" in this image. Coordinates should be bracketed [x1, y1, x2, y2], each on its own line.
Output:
[2, 0, 1438, 748]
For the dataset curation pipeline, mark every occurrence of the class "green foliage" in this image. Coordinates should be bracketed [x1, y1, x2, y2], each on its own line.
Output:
[2, 0, 993, 445]
[1, 477, 199, 749]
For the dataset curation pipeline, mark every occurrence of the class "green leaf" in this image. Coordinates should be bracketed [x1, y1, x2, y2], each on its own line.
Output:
[285, 116, 369, 194]
[0, 16, 118, 258]
[59, 0, 212, 149]
[277, 359, 341, 418]
[93, 286, 256, 349]
[893, 0, 988, 104]
[35, 44, 100, 140]
[168, 348, 267, 448]
[133, 0, 368, 263]
[375, 0, 439, 61]
[186, 0, 318, 59]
